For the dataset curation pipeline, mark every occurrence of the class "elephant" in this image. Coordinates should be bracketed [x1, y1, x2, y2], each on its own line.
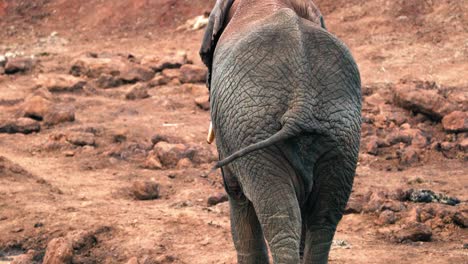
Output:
[200, 0, 361, 263]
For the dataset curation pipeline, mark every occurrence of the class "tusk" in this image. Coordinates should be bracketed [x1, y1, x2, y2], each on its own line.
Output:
[207, 122, 215, 144]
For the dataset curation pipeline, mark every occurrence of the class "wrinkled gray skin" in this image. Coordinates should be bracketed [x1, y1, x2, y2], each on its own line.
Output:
[200, 1, 361, 263]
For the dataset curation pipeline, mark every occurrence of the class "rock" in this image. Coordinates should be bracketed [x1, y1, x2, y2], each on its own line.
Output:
[44, 106, 75, 126]
[43, 237, 73, 264]
[125, 83, 150, 100]
[153, 142, 194, 168]
[70, 57, 128, 78]
[150, 134, 184, 145]
[126, 257, 140, 264]
[442, 111, 468, 133]
[68, 230, 97, 250]
[176, 158, 193, 169]
[181, 83, 209, 96]
[459, 138, 468, 152]
[36, 74, 86, 93]
[393, 84, 456, 120]
[189, 144, 217, 164]
[131, 180, 160, 200]
[0, 55, 6, 67]
[141, 51, 188, 72]
[161, 68, 181, 80]
[365, 93, 386, 107]
[381, 201, 405, 212]
[385, 128, 427, 148]
[143, 151, 163, 170]
[363, 191, 386, 213]
[363, 136, 379, 155]
[194, 95, 210, 110]
[440, 141, 455, 151]
[4, 57, 34, 74]
[21, 95, 53, 120]
[344, 198, 364, 214]
[66, 132, 96, 146]
[399, 147, 420, 166]
[11, 250, 36, 264]
[179, 64, 207, 83]
[453, 212, 467, 227]
[148, 74, 170, 87]
[391, 188, 413, 201]
[376, 210, 397, 225]
[409, 189, 460, 206]
[120, 65, 155, 83]
[394, 223, 432, 242]
[207, 193, 229, 206]
[0, 118, 41, 134]
[96, 73, 123, 88]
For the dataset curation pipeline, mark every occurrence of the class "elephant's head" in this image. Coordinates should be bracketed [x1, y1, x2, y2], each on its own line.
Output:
[200, 0, 326, 90]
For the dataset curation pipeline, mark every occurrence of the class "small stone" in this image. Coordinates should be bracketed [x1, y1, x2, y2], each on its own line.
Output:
[96, 73, 123, 88]
[179, 64, 207, 83]
[43, 237, 73, 264]
[394, 223, 432, 242]
[194, 95, 210, 110]
[21, 95, 53, 120]
[63, 151, 75, 157]
[440, 142, 455, 151]
[44, 106, 75, 126]
[344, 198, 364, 214]
[4, 57, 34, 74]
[161, 68, 181, 80]
[148, 74, 170, 87]
[363, 136, 379, 155]
[376, 210, 397, 225]
[380, 200, 405, 212]
[66, 132, 96, 146]
[143, 152, 163, 170]
[67, 230, 97, 251]
[120, 65, 155, 83]
[125, 83, 150, 100]
[36, 74, 86, 93]
[11, 227, 24, 233]
[70, 57, 127, 78]
[0, 118, 41, 134]
[153, 142, 194, 168]
[11, 250, 36, 264]
[141, 51, 187, 72]
[363, 191, 386, 213]
[452, 212, 467, 227]
[207, 193, 229, 206]
[393, 84, 456, 120]
[176, 158, 193, 169]
[126, 257, 140, 264]
[0, 55, 6, 67]
[131, 181, 160, 200]
[399, 147, 420, 166]
[458, 138, 468, 152]
[442, 111, 468, 133]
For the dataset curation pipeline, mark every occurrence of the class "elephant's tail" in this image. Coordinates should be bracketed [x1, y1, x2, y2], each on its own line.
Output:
[213, 126, 296, 169]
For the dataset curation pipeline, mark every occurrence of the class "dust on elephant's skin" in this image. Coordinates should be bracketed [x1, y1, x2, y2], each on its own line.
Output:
[200, 1, 361, 263]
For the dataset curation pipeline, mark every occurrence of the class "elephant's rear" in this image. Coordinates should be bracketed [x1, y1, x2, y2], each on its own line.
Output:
[211, 8, 361, 188]
[210, 7, 361, 263]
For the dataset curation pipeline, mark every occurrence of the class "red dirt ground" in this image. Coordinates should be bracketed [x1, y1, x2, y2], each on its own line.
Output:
[0, 0, 467, 263]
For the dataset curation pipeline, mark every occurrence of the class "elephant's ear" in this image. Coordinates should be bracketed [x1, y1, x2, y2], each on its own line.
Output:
[199, 0, 234, 90]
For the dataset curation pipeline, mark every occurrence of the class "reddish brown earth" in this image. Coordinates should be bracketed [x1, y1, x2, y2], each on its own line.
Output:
[0, 0, 467, 263]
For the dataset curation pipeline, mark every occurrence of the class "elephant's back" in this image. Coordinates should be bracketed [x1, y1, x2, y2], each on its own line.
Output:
[212, 8, 361, 160]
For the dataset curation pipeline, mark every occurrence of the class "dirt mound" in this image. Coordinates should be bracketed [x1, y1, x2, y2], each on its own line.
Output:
[0, 0, 215, 41]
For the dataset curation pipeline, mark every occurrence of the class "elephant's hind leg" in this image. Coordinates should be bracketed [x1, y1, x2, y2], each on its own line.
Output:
[302, 155, 355, 264]
[222, 166, 269, 264]
[240, 148, 302, 264]
[229, 196, 269, 264]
